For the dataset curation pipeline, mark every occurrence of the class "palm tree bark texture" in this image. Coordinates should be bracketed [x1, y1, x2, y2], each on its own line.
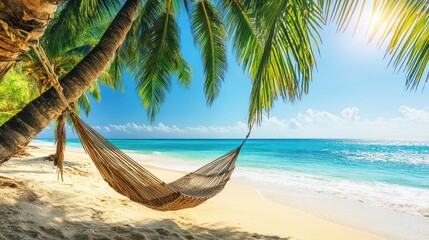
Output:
[0, 0, 63, 81]
[0, 0, 142, 163]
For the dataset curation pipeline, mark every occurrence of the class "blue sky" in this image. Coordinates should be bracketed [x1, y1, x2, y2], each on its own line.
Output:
[38, 9, 429, 140]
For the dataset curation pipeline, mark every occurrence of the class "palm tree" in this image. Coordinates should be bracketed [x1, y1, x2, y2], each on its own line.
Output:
[2, 22, 119, 175]
[1, 0, 123, 166]
[0, 0, 141, 162]
[0, 36, 107, 173]
[0, 0, 428, 164]
[17, 6, 127, 177]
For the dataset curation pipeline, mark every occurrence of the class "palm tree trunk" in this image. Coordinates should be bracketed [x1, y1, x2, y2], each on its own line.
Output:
[0, 0, 62, 81]
[0, 0, 141, 163]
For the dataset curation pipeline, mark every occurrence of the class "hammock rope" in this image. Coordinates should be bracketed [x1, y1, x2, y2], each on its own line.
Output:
[70, 112, 250, 211]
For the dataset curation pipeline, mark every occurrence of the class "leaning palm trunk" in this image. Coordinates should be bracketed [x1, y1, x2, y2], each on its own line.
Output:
[0, 0, 141, 163]
[0, 0, 61, 81]
[54, 111, 66, 181]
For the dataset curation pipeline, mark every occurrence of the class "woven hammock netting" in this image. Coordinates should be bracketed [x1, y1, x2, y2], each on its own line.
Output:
[70, 113, 248, 211]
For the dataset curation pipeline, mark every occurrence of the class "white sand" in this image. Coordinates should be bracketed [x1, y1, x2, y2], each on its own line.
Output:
[0, 143, 384, 240]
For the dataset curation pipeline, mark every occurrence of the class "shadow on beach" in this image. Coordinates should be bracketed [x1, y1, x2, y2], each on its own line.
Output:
[0, 164, 288, 240]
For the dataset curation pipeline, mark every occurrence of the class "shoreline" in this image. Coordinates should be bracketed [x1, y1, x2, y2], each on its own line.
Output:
[0, 142, 419, 239]
[74, 141, 429, 240]
[254, 183, 429, 240]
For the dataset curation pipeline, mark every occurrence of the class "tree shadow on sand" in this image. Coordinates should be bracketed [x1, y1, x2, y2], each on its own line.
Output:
[0, 176, 290, 240]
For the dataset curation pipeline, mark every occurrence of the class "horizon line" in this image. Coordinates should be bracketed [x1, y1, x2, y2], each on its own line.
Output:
[35, 137, 429, 142]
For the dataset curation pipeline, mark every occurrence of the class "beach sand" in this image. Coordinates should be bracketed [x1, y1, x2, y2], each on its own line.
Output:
[0, 143, 384, 240]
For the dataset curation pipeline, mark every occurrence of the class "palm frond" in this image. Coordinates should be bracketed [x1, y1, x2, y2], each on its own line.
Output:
[131, 0, 165, 51]
[248, 0, 322, 124]
[218, 0, 261, 75]
[318, 0, 366, 32]
[182, 0, 192, 15]
[100, 49, 125, 91]
[174, 56, 192, 88]
[134, 0, 191, 122]
[0, 67, 38, 125]
[87, 81, 101, 102]
[43, 0, 123, 57]
[190, 0, 227, 105]
[375, 1, 429, 89]
[62, 44, 95, 57]
[319, 0, 429, 90]
[77, 93, 91, 117]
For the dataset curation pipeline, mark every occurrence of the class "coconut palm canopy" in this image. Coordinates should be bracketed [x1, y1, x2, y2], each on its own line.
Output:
[0, 0, 428, 162]
[27, 0, 429, 123]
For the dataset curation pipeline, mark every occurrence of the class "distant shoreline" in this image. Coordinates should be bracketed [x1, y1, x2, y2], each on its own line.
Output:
[36, 137, 429, 141]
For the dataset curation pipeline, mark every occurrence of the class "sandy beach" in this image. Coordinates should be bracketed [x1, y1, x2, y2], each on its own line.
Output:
[0, 142, 387, 240]
[2, 1, 429, 239]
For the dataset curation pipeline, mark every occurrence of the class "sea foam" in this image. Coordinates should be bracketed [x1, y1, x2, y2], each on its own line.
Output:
[234, 167, 429, 217]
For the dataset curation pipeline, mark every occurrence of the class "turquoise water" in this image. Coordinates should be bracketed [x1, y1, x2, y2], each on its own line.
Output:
[36, 138, 429, 216]
[51, 138, 429, 189]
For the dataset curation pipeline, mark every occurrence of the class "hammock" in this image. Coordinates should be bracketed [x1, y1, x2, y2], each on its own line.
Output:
[69, 113, 249, 211]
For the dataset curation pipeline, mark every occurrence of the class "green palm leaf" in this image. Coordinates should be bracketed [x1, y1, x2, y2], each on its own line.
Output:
[100, 49, 125, 91]
[218, 0, 261, 75]
[43, 0, 123, 57]
[134, 0, 191, 122]
[248, 0, 322, 124]
[376, 1, 429, 89]
[319, 0, 429, 90]
[190, 0, 227, 105]
[0, 67, 38, 125]
[77, 93, 91, 117]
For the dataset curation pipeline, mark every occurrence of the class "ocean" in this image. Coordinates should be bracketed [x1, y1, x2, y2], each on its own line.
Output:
[37, 138, 429, 218]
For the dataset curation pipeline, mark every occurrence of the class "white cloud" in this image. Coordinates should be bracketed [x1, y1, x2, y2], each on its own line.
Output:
[109, 124, 130, 133]
[154, 123, 184, 133]
[262, 115, 289, 128]
[399, 105, 429, 122]
[252, 105, 429, 140]
[186, 126, 209, 133]
[82, 105, 429, 140]
[295, 109, 342, 126]
[127, 122, 153, 132]
[287, 118, 302, 130]
[186, 122, 247, 134]
[341, 107, 360, 121]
